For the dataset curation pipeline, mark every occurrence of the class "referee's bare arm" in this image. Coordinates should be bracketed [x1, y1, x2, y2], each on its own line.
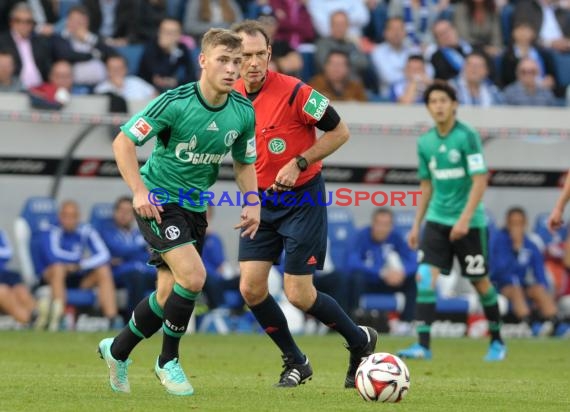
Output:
[112, 132, 163, 223]
[300, 119, 350, 165]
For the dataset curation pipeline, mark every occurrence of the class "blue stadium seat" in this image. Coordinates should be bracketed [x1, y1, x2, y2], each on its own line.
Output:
[300, 50, 316, 83]
[115, 44, 145, 75]
[89, 203, 114, 232]
[393, 210, 415, 237]
[500, 4, 514, 47]
[359, 293, 398, 312]
[553, 52, 570, 87]
[58, 0, 80, 19]
[13, 197, 96, 307]
[436, 296, 469, 314]
[327, 207, 355, 273]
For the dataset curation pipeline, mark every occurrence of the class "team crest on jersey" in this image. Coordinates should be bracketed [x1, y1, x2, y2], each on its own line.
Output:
[224, 130, 239, 146]
[165, 225, 180, 240]
[130, 118, 153, 141]
[303, 89, 329, 121]
[447, 149, 461, 164]
[268, 138, 286, 154]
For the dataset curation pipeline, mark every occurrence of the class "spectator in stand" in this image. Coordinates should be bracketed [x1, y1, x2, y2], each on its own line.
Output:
[52, 4, 117, 87]
[83, 0, 137, 46]
[202, 206, 241, 310]
[388, 0, 447, 47]
[348, 208, 417, 333]
[314, 10, 370, 84]
[450, 51, 503, 107]
[371, 17, 416, 99]
[183, 0, 244, 41]
[490, 207, 560, 336]
[28, 0, 60, 36]
[307, 0, 369, 39]
[36, 200, 121, 332]
[132, 0, 168, 44]
[268, 0, 315, 49]
[362, 0, 388, 44]
[98, 197, 156, 314]
[503, 57, 557, 106]
[0, 229, 36, 325]
[0, 0, 20, 33]
[392, 54, 432, 104]
[28, 60, 74, 109]
[0, 52, 23, 92]
[0, 2, 52, 89]
[256, 6, 303, 77]
[308, 49, 368, 102]
[453, 0, 502, 57]
[95, 54, 156, 100]
[139, 17, 197, 93]
[430, 19, 473, 81]
[513, 0, 570, 53]
[499, 23, 558, 94]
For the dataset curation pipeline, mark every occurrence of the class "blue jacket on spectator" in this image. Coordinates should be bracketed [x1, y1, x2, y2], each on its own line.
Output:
[490, 229, 548, 288]
[202, 232, 226, 279]
[0, 229, 13, 271]
[348, 226, 417, 283]
[38, 223, 110, 274]
[98, 222, 153, 278]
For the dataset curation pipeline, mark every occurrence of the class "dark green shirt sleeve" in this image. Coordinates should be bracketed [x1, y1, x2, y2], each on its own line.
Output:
[120, 91, 181, 146]
[231, 106, 257, 165]
[463, 130, 487, 176]
[417, 141, 431, 180]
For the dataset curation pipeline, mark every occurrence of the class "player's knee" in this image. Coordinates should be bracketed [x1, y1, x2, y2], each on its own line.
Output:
[416, 264, 434, 292]
[284, 285, 315, 311]
[239, 281, 267, 306]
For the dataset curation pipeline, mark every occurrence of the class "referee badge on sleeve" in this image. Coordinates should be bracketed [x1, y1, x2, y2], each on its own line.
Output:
[303, 90, 329, 121]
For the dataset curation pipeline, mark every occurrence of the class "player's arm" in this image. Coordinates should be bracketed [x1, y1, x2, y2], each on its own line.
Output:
[549, 169, 570, 231]
[408, 179, 432, 249]
[233, 161, 260, 239]
[112, 132, 163, 223]
[451, 173, 488, 241]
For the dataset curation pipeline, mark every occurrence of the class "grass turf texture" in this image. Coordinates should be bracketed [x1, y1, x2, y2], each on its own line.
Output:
[0, 332, 569, 412]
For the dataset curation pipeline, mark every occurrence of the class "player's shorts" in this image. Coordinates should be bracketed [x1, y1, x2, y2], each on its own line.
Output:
[238, 173, 327, 275]
[0, 270, 23, 287]
[135, 203, 207, 268]
[419, 221, 488, 279]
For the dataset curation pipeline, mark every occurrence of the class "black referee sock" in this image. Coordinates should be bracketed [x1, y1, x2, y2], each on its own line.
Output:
[159, 284, 198, 367]
[249, 294, 305, 364]
[306, 291, 366, 349]
[111, 292, 163, 361]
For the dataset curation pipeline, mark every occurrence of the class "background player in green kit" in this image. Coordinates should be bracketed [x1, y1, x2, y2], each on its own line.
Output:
[397, 81, 506, 362]
[97, 28, 260, 396]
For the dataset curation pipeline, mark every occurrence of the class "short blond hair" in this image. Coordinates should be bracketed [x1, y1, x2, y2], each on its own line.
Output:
[201, 28, 243, 54]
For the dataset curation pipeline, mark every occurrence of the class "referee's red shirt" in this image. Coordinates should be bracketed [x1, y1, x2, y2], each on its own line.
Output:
[234, 70, 328, 190]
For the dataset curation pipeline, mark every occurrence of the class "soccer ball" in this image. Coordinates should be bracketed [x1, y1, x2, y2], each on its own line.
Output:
[354, 352, 410, 402]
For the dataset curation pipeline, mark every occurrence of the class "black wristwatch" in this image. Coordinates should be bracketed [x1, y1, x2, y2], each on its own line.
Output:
[295, 155, 308, 172]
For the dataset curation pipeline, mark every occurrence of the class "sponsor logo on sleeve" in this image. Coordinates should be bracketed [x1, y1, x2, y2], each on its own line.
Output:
[129, 118, 153, 141]
[302, 89, 329, 121]
[467, 153, 485, 173]
[246, 137, 256, 157]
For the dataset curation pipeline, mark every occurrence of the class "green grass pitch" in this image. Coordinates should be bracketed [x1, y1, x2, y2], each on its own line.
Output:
[0, 332, 569, 412]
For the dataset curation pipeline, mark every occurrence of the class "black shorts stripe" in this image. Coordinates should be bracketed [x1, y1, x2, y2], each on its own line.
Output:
[288, 81, 304, 106]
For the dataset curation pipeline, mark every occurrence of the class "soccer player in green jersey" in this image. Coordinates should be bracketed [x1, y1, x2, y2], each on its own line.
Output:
[97, 28, 261, 396]
[397, 81, 506, 362]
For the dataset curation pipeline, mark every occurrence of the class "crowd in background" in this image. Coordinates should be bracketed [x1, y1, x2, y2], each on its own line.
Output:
[0, 0, 569, 107]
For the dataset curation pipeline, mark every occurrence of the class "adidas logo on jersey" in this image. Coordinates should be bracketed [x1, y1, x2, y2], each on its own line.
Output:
[438, 144, 447, 153]
[207, 121, 219, 131]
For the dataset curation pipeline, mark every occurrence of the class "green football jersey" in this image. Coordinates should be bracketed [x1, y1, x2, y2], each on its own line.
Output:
[417, 120, 487, 228]
[121, 82, 257, 212]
